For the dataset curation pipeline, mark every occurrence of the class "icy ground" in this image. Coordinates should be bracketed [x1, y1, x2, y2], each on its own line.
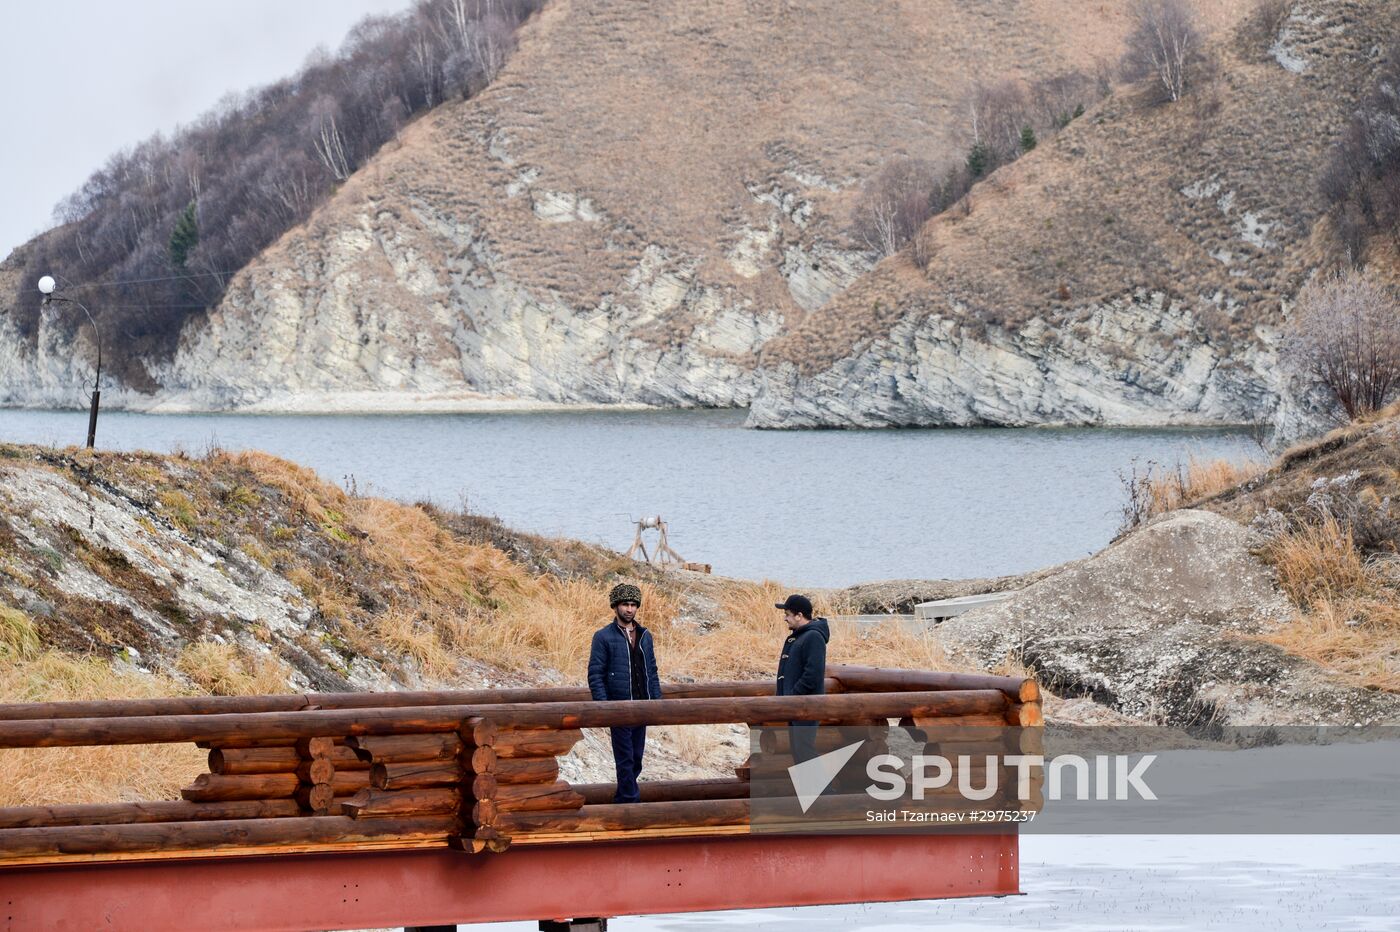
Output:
[455, 835, 1400, 931]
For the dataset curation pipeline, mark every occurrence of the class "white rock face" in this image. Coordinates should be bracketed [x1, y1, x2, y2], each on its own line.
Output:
[1, 184, 870, 417]
[747, 290, 1329, 440]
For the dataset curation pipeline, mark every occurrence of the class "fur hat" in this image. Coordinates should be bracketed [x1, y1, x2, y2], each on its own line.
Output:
[609, 582, 643, 607]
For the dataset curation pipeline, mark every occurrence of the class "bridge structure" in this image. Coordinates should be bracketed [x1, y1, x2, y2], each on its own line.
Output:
[0, 665, 1042, 931]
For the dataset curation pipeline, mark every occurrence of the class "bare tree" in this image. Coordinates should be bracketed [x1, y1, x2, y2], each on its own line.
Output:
[1283, 269, 1400, 420]
[1321, 46, 1400, 263]
[851, 159, 939, 257]
[1122, 0, 1203, 103]
[310, 98, 352, 180]
[971, 80, 1032, 163]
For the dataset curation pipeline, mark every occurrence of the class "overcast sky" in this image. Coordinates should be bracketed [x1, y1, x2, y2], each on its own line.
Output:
[0, 0, 413, 261]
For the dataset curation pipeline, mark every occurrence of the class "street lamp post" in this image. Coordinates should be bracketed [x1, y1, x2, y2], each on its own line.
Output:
[37, 275, 102, 449]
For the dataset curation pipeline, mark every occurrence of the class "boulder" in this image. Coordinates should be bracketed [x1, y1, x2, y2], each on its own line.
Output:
[935, 509, 1400, 728]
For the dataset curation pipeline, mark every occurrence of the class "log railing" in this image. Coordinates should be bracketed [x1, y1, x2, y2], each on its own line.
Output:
[0, 665, 1040, 865]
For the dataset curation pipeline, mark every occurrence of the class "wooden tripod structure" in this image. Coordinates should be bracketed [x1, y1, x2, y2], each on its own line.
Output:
[625, 515, 689, 568]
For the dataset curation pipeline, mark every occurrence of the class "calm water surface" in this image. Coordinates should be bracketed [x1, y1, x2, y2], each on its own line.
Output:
[0, 407, 1260, 586]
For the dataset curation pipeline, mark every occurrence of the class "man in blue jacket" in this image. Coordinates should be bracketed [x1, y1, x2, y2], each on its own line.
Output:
[587, 582, 663, 803]
[775, 593, 830, 763]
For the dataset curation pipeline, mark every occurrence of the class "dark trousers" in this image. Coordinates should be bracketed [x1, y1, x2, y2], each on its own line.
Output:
[788, 721, 818, 764]
[610, 725, 647, 802]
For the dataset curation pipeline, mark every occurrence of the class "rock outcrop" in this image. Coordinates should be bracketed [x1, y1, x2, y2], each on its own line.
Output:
[934, 509, 1400, 728]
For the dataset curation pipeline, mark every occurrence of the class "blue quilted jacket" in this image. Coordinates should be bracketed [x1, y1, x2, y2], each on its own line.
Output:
[587, 621, 663, 701]
[585, 615, 660, 696]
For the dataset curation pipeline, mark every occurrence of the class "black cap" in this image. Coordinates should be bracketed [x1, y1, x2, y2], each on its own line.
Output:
[775, 594, 813, 618]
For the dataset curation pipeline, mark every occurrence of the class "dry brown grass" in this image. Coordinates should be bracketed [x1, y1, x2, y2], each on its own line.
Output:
[0, 444, 973, 809]
[1265, 518, 1370, 608]
[174, 640, 294, 697]
[769, 0, 1399, 376]
[1256, 518, 1400, 691]
[1121, 453, 1267, 532]
[0, 612, 204, 806]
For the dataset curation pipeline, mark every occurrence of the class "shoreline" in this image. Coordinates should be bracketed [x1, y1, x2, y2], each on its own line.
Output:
[0, 396, 1266, 432]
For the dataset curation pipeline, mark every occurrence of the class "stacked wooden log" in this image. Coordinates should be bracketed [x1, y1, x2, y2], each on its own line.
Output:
[461, 723, 585, 852]
[338, 728, 478, 827]
[186, 737, 370, 815]
[0, 666, 1044, 864]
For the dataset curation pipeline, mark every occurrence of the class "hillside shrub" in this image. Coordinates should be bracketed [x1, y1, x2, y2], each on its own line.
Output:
[1319, 43, 1400, 263]
[1282, 268, 1400, 420]
[1121, 0, 1206, 104]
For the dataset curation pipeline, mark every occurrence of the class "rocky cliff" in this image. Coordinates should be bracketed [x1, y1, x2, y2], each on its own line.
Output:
[4, 0, 1138, 414]
[1, 0, 1382, 435]
[749, 0, 1394, 435]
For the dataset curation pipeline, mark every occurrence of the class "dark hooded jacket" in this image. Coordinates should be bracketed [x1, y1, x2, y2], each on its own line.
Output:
[776, 617, 830, 697]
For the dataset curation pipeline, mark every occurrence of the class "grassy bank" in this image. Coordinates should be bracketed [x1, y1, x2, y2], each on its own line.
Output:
[0, 442, 951, 805]
[1127, 405, 1400, 692]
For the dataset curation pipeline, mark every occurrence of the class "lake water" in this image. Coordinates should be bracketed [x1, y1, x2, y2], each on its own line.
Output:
[0, 407, 1261, 586]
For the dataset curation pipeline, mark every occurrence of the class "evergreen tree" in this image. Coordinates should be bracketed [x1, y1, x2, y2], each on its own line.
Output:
[169, 201, 199, 269]
[1020, 125, 1038, 153]
[1073, 102, 1085, 119]
[966, 141, 990, 178]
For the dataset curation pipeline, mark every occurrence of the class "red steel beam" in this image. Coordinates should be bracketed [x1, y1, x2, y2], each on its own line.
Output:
[0, 833, 1018, 930]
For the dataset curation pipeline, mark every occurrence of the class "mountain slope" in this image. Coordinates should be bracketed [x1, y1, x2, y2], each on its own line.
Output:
[747, 0, 1395, 434]
[3, 0, 1140, 412]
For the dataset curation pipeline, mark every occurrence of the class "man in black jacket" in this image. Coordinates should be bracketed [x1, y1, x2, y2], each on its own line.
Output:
[587, 583, 662, 803]
[774, 594, 830, 763]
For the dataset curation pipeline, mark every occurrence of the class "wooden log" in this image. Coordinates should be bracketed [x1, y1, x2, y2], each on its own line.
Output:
[450, 826, 511, 854]
[462, 717, 498, 747]
[0, 680, 830, 722]
[1007, 701, 1043, 727]
[331, 771, 371, 793]
[492, 728, 584, 759]
[910, 713, 1012, 729]
[0, 690, 1009, 748]
[829, 664, 1039, 703]
[207, 747, 298, 773]
[296, 736, 335, 759]
[0, 815, 456, 859]
[491, 756, 558, 785]
[370, 762, 460, 790]
[180, 773, 300, 802]
[296, 759, 336, 785]
[197, 737, 298, 749]
[472, 799, 498, 826]
[0, 798, 301, 829]
[492, 782, 584, 813]
[470, 746, 497, 773]
[758, 726, 875, 755]
[209, 745, 364, 773]
[295, 784, 335, 813]
[495, 799, 750, 836]
[471, 773, 498, 799]
[574, 778, 750, 806]
[347, 733, 465, 764]
[341, 788, 462, 819]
